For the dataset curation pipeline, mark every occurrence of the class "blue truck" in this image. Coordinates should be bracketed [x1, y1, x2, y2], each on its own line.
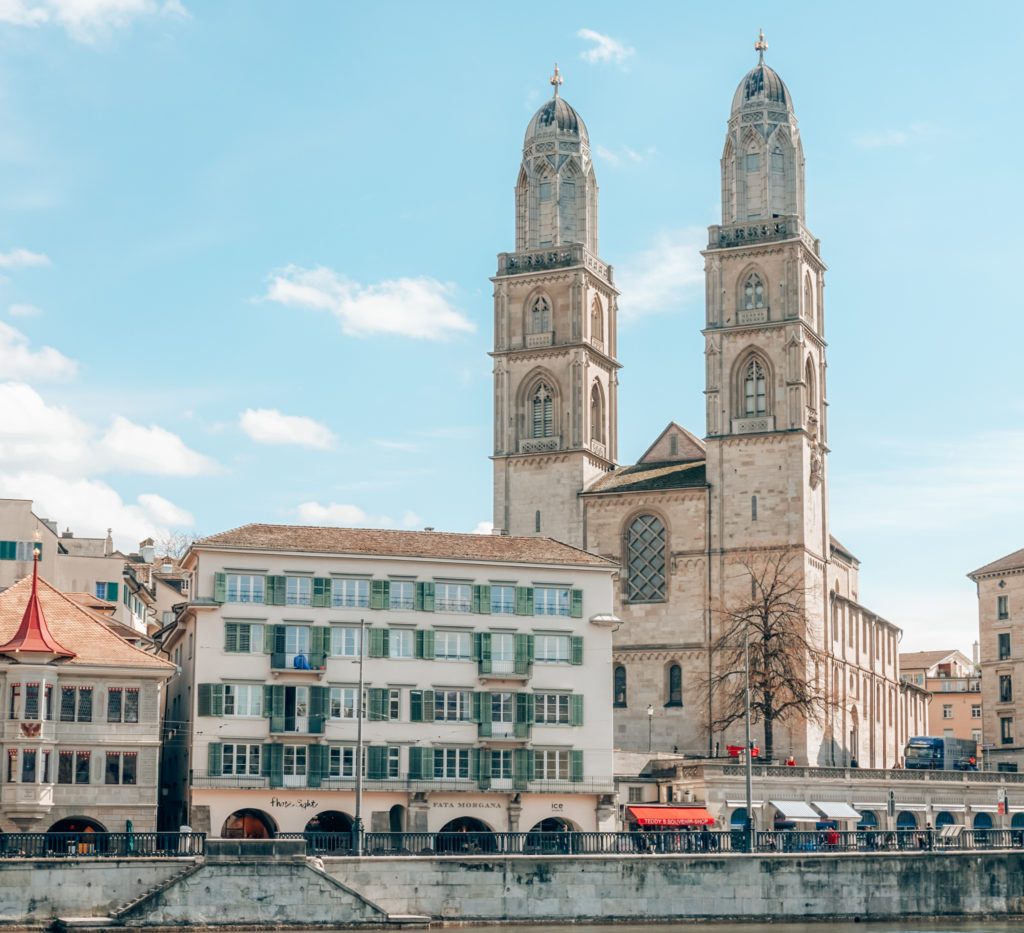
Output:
[904, 736, 978, 770]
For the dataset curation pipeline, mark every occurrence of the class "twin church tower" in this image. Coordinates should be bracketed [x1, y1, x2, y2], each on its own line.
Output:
[488, 37, 903, 767]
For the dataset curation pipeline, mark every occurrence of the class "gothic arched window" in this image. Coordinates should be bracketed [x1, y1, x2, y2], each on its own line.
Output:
[613, 665, 627, 708]
[667, 664, 682, 707]
[590, 384, 604, 444]
[743, 359, 767, 416]
[530, 296, 551, 334]
[805, 358, 816, 412]
[591, 297, 604, 343]
[803, 273, 814, 326]
[743, 274, 765, 310]
[531, 383, 554, 438]
[625, 514, 666, 603]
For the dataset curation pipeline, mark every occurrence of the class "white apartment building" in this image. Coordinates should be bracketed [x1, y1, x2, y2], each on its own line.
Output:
[161, 524, 618, 839]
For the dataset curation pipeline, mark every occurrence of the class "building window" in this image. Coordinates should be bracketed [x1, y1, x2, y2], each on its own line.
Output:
[332, 579, 369, 609]
[222, 743, 261, 775]
[743, 358, 767, 416]
[284, 625, 311, 666]
[530, 296, 551, 333]
[491, 749, 513, 780]
[491, 586, 515, 614]
[942, 704, 953, 719]
[531, 384, 554, 438]
[626, 514, 667, 603]
[751, 495, 758, 521]
[226, 574, 264, 603]
[224, 622, 264, 653]
[435, 690, 471, 722]
[972, 704, 982, 718]
[389, 629, 414, 659]
[614, 665, 627, 708]
[330, 687, 359, 720]
[20, 749, 36, 783]
[283, 745, 307, 780]
[331, 626, 363, 657]
[535, 693, 569, 724]
[389, 581, 415, 611]
[972, 728, 982, 744]
[743, 274, 765, 310]
[328, 746, 359, 778]
[57, 750, 90, 785]
[534, 587, 570, 616]
[534, 634, 570, 664]
[628, 786, 643, 803]
[388, 689, 401, 722]
[534, 749, 570, 780]
[590, 384, 604, 444]
[435, 583, 471, 613]
[591, 297, 604, 343]
[285, 577, 312, 607]
[1002, 717, 1014, 745]
[1001, 675, 1013, 704]
[105, 752, 137, 785]
[491, 692, 514, 731]
[999, 595, 1009, 620]
[434, 747, 470, 779]
[434, 630, 471, 661]
[538, 183, 551, 203]
[107, 687, 139, 723]
[999, 633, 1011, 661]
[223, 684, 262, 717]
[667, 664, 683, 707]
[59, 686, 92, 723]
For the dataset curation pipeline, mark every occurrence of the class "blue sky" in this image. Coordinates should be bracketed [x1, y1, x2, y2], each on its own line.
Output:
[0, 1, 1020, 653]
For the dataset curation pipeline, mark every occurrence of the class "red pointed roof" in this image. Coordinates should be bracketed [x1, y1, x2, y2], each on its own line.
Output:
[0, 556, 75, 658]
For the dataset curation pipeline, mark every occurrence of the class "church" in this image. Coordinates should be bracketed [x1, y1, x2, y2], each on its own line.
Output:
[489, 36, 925, 766]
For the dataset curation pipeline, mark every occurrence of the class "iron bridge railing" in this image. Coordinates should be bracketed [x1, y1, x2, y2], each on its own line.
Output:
[0, 832, 206, 858]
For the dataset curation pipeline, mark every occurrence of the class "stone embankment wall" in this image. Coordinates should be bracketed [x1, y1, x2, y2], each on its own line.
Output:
[2, 852, 1024, 926]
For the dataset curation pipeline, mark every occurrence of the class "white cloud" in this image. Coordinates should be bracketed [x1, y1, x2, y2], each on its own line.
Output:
[472, 520, 494, 535]
[100, 415, 218, 476]
[372, 439, 419, 452]
[9, 303, 42, 317]
[853, 124, 929, 149]
[0, 248, 49, 268]
[615, 228, 706, 318]
[577, 28, 634, 65]
[239, 408, 336, 450]
[0, 321, 77, 380]
[595, 145, 647, 168]
[264, 265, 474, 341]
[0, 0, 186, 42]
[401, 510, 421, 528]
[296, 501, 369, 525]
[136, 492, 193, 527]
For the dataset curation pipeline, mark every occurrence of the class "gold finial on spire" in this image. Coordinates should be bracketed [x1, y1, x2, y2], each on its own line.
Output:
[550, 62, 563, 98]
[754, 28, 768, 65]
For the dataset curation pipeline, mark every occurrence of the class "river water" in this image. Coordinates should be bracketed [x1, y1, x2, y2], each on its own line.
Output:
[444, 925, 1024, 933]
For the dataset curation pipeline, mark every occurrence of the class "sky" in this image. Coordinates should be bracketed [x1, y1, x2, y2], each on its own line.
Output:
[0, 1, 1020, 654]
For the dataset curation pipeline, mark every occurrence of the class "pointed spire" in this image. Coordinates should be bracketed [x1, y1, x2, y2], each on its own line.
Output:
[0, 552, 75, 658]
[550, 62, 563, 98]
[754, 28, 768, 65]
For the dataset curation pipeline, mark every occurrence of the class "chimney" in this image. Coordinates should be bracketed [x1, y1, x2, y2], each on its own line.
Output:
[140, 541, 156, 563]
[104, 528, 113, 557]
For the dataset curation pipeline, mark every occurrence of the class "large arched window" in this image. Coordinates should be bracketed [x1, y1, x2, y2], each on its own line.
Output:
[803, 273, 814, 327]
[590, 383, 604, 444]
[613, 665, 627, 708]
[743, 274, 765, 310]
[625, 514, 666, 603]
[591, 297, 604, 343]
[530, 296, 551, 334]
[743, 359, 767, 416]
[805, 358, 816, 412]
[531, 383, 554, 438]
[666, 664, 682, 707]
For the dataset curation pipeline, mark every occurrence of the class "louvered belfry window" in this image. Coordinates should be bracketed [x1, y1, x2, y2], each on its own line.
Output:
[531, 384, 553, 438]
[626, 515, 666, 602]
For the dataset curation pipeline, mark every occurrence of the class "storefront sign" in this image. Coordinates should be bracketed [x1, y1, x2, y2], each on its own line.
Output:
[431, 801, 502, 809]
[269, 796, 319, 810]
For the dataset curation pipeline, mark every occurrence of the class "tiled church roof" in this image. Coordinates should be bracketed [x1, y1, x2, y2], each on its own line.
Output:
[969, 548, 1024, 579]
[582, 460, 707, 495]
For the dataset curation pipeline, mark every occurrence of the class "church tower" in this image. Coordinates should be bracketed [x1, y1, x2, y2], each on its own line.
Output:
[492, 66, 620, 547]
[703, 34, 831, 758]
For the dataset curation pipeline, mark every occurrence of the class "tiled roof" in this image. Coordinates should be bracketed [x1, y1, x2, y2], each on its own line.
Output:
[898, 650, 960, 672]
[969, 548, 1024, 579]
[582, 460, 707, 495]
[0, 576, 174, 669]
[194, 524, 614, 568]
[64, 592, 115, 612]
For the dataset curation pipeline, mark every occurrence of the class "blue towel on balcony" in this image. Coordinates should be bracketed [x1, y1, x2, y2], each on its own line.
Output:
[293, 654, 311, 670]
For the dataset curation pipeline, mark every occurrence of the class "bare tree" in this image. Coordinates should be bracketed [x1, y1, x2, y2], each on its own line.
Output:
[156, 532, 199, 560]
[707, 549, 828, 761]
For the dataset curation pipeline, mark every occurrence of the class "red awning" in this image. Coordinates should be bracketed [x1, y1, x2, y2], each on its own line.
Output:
[628, 806, 715, 827]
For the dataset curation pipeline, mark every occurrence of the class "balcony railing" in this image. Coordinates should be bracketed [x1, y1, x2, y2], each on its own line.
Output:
[0, 832, 205, 858]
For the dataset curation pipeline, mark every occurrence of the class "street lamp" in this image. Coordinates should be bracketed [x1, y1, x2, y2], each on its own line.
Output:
[647, 704, 654, 753]
[744, 626, 754, 851]
[353, 616, 366, 856]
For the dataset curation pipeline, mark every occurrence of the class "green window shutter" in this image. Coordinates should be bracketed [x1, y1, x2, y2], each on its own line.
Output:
[410, 690, 423, 723]
[0, 541, 15, 560]
[266, 575, 287, 606]
[263, 624, 276, 654]
[515, 633, 533, 674]
[408, 746, 424, 780]
[421, 747, 434, 778]
[471, 632, 482, 662]
[213, 572, 226, 603]
[106, 582, 119, 602]
[310, 685, 329, 729]
[367, 745, 387, 780]
[307, 744, 325, 788]
[368, 687, 386, 721]
[197, 683, 213, 717]
[477, 693, 492, 738]
[415, 629, 435, 660]
[310, 627, 330, 669]
[224, 623, 239, 653]
[569, 693, 584, 726]
[270, 685, 285, 733]
[211, 684, 224, 717]
[268, 744, 284, 788]
[515, 586, 534, 615]
[476, 747, 491, 790]
[469, 746, 480, 783]
[570, 589, 584, 618]
[262, 684, 273, 718]
[368, 628, 386, 658]
[570, 635, 584, 666]
[514, 693, 534, 737]
[473, 584, 491, 614]
[207, 742, 222, 775]
[312, 577, 331, 608]
[479, 633, 492, 674]
[471, 691, 483, 724]
[570, 749, 584, 782]
[422, 689, 435, 722]
[415, 582, 436, 612]
[513, 748, 530, 790]
[370, 579, 389, 610]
